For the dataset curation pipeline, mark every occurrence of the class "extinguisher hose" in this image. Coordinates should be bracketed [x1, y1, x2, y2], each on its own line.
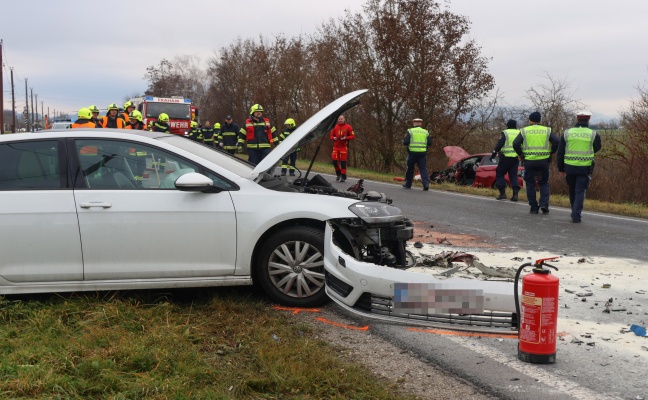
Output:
[514, 262, 533, 331]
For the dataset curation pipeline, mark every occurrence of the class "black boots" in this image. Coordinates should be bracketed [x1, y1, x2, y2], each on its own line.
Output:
[511, 188, 519, 202]
[496, 187, 507, 200]
[340, 174, 347, 183]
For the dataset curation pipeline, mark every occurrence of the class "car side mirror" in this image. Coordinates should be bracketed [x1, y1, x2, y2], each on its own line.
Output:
[175, 172, 221, 193]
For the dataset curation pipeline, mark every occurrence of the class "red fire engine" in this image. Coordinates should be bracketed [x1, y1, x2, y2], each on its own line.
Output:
[128, 96, 198, 136]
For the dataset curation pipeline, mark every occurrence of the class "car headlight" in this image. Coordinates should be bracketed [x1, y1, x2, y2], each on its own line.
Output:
[348, 203, 404, 224]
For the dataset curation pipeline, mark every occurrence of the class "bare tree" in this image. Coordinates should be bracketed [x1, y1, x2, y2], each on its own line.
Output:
[524, 73, 584, 135]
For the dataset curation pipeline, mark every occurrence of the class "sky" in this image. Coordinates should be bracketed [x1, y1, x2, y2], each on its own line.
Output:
[2, 0, 648, 123]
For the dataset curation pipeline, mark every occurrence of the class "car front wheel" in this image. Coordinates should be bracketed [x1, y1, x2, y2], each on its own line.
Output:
[257, 226, 328, 307]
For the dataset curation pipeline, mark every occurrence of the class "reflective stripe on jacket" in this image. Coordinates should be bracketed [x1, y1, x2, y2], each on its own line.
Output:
[242, 117, 276, 149]
[564, 127, 596, 166]
[501, 128, 521, 157]
[407, 127, 429, 152]
[521, 125, 551, 160]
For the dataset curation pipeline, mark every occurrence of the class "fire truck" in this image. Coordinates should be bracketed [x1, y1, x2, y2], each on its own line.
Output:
[128, 96, 198, 135]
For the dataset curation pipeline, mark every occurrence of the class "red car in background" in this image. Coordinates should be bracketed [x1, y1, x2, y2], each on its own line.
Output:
[431, 146, 524, 188]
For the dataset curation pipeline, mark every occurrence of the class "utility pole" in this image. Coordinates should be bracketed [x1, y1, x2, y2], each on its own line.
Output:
[25, 78, 29, 132]
[41, 101, 44, 129]
[30, 88, 34, 132]
[1, 39, 4, 134]
[11, 67, 16, 132]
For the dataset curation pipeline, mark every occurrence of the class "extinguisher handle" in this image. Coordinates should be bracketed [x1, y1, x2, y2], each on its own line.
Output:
[542, 263, 559, 271]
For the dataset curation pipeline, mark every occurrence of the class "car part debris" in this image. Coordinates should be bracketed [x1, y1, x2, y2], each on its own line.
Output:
[576, 292, 593, 297]
[602, 283, 611, 288]
[472, 260, 517, 279]
[630, 324, 647, 337]
[436, 237, 453, 245]
[413, 241, 423, 248]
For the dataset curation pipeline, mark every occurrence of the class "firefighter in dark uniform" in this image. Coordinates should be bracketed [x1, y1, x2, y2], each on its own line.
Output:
[88, 105, 103, 128]
[557, 110, 602, 223]
[149, 113, 172, 133]
[402, 118, 431, 190]
[279, 118, 299, 176]
[69, 108, 97, 129]
[491, 119, 522, 201]
[241, 104, 277, 165]
[201, 121, 216, 148]
[187, 121, 202, 141]
[219, 115, 242, 155]
[513, 111, 560, 214]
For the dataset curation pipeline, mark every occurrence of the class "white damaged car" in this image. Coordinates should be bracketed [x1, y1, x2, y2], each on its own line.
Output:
[0, 89, 516, 331]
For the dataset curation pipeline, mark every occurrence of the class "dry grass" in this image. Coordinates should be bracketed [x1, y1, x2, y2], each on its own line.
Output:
[0, 289, 415, 399]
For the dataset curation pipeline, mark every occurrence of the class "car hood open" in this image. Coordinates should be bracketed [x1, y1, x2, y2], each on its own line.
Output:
[250, 89, 368, 181]
[443, 146, 471, 167]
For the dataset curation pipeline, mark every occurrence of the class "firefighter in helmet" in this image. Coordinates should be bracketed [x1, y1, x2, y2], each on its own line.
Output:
[123, 101, 136, 124]
[127, 110, 146, 130]
[187, 121, 202, 141]
[149, 113, 172, 133]
[240, 104, 277, 165]
[88, 105, 103, 128]
[101, 103, 127, 129]
[69, 108, 97, 129]
[279, 118, 299, 176]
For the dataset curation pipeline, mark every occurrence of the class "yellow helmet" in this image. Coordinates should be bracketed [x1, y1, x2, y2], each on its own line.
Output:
[77, 108, 92, 120]
[129, 110, 143, 122]
[88, 105, 100, 114]
[107, 103, 119, 111]
[214, 122, 221, 129]
[124, 101, 135, 109]
[158, 113, 169, 123]
[284, 118, 296, 128]
[249, 104, 263, 114]
[190, 121, 198, 128]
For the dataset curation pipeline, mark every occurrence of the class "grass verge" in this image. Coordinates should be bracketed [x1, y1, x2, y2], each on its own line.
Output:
[295, 160, 648, 219]
[0, 289, 415, 399]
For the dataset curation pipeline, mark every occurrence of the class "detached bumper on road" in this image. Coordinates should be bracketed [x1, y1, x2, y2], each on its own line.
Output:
[324, 222, 518, 333]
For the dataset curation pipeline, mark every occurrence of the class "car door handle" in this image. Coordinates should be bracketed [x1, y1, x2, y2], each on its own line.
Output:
[80, 202, 112, 209]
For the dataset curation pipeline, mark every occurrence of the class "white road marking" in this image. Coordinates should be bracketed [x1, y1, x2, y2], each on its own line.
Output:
[446, 335, 622, 400]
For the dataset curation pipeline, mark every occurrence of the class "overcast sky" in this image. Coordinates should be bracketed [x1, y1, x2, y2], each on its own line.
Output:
[2, 0, 647, 122]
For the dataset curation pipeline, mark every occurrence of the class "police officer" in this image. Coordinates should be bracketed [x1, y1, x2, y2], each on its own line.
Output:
[402, 118, 432, 191]
[491, 119, 521, 201]
[219, 115, 243, 155]
[513, 112, 560, 214]
[279, 118, 299, 176]
[201, 121, 216, 148]
[557, 110, 602, 223]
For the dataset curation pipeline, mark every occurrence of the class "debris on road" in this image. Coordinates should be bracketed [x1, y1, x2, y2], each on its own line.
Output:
[630, 324, 647, 337]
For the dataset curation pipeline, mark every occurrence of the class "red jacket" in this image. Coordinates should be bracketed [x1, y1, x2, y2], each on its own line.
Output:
[330, 123, 355, 149]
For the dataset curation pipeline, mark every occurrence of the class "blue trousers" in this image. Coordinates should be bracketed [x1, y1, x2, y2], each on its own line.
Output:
[404, 152, 429, 187]
[523, 164, 550, 210]
[565, 174, 590, 221]
[495, 157, 520, 190]
[248, 148, 271, 165]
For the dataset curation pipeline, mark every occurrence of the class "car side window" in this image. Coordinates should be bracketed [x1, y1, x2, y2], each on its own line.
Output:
[0, 140, 62, 190]
[75, 139, 203, 190]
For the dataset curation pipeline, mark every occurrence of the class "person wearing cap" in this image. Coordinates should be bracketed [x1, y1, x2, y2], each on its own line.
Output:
[330, 114, 355, 182]
[88, 105, 103, 128]
[201, 121, 216, 148]
[219, 115, 243, 155]
[557, 110, 601, 223]
[402, 118, 432, 190]
[491, 119, 522, 201]
[513, 111, 560, 214]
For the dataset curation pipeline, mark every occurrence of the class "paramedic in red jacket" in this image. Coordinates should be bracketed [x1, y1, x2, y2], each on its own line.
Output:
[329, 115, 355, 182]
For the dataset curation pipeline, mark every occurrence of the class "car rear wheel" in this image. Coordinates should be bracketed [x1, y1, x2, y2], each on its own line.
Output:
[257, 226, 328, 307]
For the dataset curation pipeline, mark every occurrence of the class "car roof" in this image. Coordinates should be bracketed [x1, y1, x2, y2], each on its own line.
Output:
[0, 128, 170, 143]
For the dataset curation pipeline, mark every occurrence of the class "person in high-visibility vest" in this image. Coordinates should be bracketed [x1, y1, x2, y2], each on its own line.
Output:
[69, 108, 97, 129]
[557, 110, 602, 223]
[278, 118, 299, 176]
[402, 118, 432, 190]
[241, 104, 277, 165]
[491, 119, 522, 201]
[126, 110, 146, 130]
[122, 101, 135, 124]
[513, 111, 560, 214]
[187, 121, 202, 141]
[101, 103, 127, 129]
[88, 105, 103, 128]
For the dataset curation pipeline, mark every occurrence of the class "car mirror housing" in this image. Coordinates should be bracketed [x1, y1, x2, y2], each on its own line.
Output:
[175, 172, 219, 193]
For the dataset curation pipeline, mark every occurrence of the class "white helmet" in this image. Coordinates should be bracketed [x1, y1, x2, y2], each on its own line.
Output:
[576, 110, 592, 119]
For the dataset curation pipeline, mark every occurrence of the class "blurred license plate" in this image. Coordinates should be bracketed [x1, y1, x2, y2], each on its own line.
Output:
[393, 283, 484, 314]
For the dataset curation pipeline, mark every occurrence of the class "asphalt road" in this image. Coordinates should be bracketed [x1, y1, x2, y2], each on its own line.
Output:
[323, 174, 648, 400]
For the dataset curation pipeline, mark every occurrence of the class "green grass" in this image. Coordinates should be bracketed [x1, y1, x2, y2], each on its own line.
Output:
[295, 159, 648, 219]
[0, 289, 414, 399]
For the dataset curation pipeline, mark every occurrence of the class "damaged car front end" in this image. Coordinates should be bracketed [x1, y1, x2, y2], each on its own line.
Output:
[325, 211, 518, 333]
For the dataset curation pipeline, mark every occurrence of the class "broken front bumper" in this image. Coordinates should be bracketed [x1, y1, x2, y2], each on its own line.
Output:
[324, 222, 518, 333]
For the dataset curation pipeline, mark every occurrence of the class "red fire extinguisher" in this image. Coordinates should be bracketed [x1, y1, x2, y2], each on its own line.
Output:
[514, 257, 560, 364]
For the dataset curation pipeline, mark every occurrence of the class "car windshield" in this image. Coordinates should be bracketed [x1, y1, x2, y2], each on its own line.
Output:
[158, 135, 254, 177]
[145, 103, 191, 120]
